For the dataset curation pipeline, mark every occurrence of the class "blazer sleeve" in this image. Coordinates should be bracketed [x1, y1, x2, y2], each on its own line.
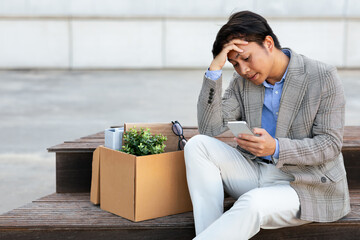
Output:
[276, 66, 345, 167]
[197, 72, 243, 136]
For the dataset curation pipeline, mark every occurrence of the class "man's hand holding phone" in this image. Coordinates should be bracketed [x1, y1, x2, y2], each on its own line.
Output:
[228, 121, 276, 157]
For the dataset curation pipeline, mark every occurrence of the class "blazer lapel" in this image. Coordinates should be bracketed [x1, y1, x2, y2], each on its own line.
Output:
[243, 79, 264, 129]
[275, 49, 309, 138]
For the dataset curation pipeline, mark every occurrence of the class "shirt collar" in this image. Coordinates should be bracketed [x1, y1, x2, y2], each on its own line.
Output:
[263, 49, 291, 88]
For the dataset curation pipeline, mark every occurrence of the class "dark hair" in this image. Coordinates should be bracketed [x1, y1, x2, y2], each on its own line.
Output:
[212, 11, 281, 58]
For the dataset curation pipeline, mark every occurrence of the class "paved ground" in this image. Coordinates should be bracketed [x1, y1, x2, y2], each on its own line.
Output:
[0, 69, 359, 214]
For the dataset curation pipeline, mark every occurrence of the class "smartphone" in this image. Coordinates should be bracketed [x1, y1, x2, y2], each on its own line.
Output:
[227, 121, 255, 137]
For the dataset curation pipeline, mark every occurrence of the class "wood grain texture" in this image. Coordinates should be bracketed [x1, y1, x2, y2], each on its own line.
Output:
[0, 192, 359, 239]
[56, 152, 93, 193]
[48, 126, 360, 151]
[1, 127, 358, 239]
[49, 126, 360, 192]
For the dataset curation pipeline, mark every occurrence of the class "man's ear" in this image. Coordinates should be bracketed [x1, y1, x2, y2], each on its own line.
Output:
[263, 35, 274, 52]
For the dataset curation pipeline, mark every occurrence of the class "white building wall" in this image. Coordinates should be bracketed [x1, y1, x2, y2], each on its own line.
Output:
[0, 0, 358, 69]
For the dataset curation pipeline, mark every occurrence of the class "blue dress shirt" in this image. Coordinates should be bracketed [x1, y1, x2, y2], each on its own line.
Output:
[205, 49, 291, 161]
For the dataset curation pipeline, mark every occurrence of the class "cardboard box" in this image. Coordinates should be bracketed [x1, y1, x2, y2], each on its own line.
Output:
[90, 123, 193, 222]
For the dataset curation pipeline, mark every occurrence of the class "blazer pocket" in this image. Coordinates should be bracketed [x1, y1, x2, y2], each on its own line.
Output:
[324, 165, 346, 183]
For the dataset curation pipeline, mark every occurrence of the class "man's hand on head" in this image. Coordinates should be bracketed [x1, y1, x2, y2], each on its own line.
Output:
[234, 128, 276, 157]
[209, 39, 248, 71]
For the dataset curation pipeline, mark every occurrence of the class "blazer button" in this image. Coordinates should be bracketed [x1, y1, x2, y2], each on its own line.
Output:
[210, 88, 214, 92]
[209, 91, 214, 96]
[209, 95, 213, 100]
[208, 100, 212, 104]
[321, 177, 327, 183]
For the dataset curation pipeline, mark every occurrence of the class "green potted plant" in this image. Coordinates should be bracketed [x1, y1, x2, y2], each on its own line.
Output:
[120, 127, 167, 156]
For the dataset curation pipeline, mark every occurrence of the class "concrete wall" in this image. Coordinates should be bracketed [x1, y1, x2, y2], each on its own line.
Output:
[0, 0, 359, 69]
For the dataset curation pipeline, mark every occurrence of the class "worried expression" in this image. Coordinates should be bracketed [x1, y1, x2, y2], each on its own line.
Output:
[227, 41, 274, 85]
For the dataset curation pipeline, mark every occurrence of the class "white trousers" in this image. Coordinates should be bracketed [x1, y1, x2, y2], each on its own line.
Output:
[184, 135, 310, 240]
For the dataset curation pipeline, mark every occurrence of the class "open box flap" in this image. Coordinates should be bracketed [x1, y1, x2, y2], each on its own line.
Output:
[124, 122, 179, 152]
[90, 146, 101, 204]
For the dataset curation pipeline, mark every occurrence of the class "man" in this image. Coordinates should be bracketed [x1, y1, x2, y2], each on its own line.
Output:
[184, 11, 350, 240]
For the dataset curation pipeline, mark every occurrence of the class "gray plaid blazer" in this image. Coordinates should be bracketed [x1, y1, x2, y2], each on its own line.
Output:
[197, 48, 350, 222]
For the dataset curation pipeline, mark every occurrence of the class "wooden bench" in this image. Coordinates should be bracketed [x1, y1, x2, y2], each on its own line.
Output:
[1, 126, 360, 239]
[47, 126, 360, 192]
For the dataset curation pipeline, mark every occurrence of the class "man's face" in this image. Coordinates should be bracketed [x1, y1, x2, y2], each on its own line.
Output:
[227, 41, 273, 85]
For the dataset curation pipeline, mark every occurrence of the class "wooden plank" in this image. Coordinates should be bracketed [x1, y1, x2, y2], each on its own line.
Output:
[343, 142, 360, 149]
[0, 192, 359, 240]
[252, 225, 360, 240]
[48, 126, 360, 192]
[1, 192, 359, 227]
[0, 202, 195, 229]
[343, 126, 360, 150]
[0, 229, 195, 240]
[48, 126, 360, 152]
[48, 139, 360, 152]
[342, 149, 360, 189]
[34, 193, 90, 202]
[344, 126, 360, 136]
[56, 153, 93, 193]
[47, 142, 102, 152]
[1, 226, 359, 240]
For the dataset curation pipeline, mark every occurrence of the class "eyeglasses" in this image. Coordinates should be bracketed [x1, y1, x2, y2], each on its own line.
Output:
[171, 120, 187, 150]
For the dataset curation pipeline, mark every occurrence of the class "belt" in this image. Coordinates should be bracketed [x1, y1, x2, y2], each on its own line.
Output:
[260, 158, 273, 164]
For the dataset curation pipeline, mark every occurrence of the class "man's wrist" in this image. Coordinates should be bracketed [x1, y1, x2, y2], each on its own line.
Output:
[209, 66, 222, 71]
[209, 61, 223, 71]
